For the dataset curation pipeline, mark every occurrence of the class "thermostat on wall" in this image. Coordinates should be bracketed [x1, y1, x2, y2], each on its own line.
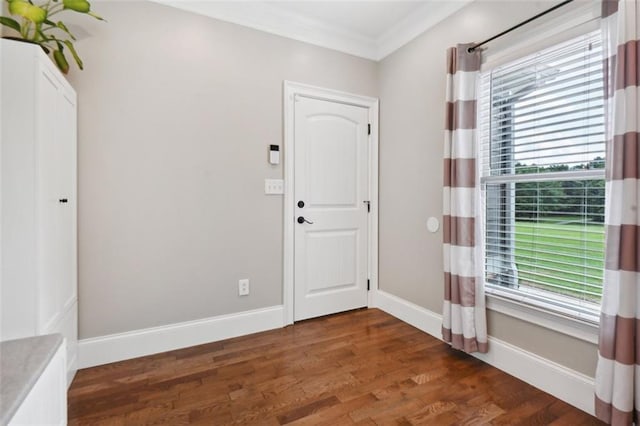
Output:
[269, 145, 280, 165]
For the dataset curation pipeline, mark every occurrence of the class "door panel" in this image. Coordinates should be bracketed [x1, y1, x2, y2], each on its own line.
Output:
[57, 93, 77, 314]
[307, 117, 358, 207]
[37, 67, 61, 333]
[306, 230, 358, 292]
[294, 97, 369, 321]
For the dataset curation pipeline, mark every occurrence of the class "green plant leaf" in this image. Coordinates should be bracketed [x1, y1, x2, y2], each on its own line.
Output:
[8, 1, 47, 24]
[0, 16, 22, 32]
[87, 11, 104, 21]
[62, 40, 82, 69]
[62, 0, 90, 13]
[56, 21, 76, 39]
[53, 48, 69, 74]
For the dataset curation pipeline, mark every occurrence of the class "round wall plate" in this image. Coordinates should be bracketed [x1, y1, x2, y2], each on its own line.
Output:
[427, 217, 440, 233]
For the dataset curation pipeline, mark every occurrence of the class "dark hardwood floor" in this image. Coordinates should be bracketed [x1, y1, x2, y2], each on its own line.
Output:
[68, 308, 603, 425]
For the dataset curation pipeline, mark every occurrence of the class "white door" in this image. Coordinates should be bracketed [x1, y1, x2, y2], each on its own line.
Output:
[294, 96, 370, 321]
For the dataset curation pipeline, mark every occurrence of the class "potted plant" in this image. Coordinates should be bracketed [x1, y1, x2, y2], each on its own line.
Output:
[0, 0, 103, 74]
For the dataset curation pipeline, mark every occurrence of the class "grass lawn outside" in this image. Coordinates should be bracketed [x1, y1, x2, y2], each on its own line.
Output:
[514, 219, 605, 302]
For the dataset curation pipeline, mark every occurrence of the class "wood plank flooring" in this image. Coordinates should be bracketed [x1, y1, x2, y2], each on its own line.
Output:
[68, 308, 603, 425]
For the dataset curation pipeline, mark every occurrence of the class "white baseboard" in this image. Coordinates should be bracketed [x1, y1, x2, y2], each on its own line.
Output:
[473, 334, 595, 415]
[78, 294, 596, 416]
[66, 354, 77, 388]
[372, 290, 595, 416]
[371, 289, 443, 338]
[78, 305, 284, 369]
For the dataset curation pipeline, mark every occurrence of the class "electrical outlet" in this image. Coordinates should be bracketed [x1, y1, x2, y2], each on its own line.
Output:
[238, 279, 249, 296]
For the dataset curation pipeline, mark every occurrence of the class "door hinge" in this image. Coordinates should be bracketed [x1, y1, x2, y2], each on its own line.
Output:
[368, 123, 371, 135]
[364, 200, 370, 213]
[367, 279, 370, 291]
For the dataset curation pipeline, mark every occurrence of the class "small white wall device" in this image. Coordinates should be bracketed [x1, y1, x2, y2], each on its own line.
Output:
[427, 217, 440, 233]
[269, 144, 280, 165]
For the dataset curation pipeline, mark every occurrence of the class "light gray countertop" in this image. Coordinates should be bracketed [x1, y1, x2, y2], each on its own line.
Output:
[0, 334, 63, 425]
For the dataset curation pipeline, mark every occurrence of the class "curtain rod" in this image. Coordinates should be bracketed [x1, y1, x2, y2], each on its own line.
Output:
[467, 0, 575, 53]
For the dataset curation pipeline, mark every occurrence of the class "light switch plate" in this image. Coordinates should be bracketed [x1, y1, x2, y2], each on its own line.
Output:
[265, 179, 284, 195]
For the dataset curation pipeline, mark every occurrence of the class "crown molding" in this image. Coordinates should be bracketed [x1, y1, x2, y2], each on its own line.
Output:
[150, 1, 377, 59]
[376, 0, 474, 59]
[149, 0, 474, 61]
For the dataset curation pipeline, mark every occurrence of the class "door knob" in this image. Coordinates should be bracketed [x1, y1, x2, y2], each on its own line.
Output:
[297, 216, 314, 224]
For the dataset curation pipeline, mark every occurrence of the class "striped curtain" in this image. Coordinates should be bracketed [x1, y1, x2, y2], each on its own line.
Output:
[595, 1, 640, 425]
[442, 43, 488, 354]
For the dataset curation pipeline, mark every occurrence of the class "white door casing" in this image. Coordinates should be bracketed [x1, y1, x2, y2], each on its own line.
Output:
[283, 81, 379, 325]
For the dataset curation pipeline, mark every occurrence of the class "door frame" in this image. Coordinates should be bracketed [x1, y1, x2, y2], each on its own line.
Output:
[282, 80, 379, 326]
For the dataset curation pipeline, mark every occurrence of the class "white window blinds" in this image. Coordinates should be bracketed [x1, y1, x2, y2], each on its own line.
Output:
[479, 30, 605, 322]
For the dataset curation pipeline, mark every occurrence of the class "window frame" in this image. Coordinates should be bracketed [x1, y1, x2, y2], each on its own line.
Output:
[477, 12, 604, 341]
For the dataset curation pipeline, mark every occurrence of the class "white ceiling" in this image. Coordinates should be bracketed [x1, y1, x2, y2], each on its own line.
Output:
[269, 2, 429, 39]
[151, 1, 474, 60]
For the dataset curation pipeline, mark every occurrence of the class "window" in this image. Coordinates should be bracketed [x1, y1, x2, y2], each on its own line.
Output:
[479, 30, 605, 323]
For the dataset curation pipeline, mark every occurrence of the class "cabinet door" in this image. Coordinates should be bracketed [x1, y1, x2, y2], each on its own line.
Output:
[37, 66, 62, 334]
[37, 64, 77, 335]
[57, 91, 77, 314]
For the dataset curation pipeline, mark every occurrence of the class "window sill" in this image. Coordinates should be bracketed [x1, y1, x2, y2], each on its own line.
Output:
[486, 290, 599, 344]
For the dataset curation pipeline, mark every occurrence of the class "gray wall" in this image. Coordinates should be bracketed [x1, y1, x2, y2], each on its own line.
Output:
[378, 0, 597, 377]
[68, 0, 598, 377]
[67, 1, 377, 339]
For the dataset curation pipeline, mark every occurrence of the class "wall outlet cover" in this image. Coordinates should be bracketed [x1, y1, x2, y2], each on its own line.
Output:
[238, 279, 250, 296]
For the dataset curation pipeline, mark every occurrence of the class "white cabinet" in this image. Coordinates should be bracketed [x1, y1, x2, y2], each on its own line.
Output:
[1, 39, 78, 386]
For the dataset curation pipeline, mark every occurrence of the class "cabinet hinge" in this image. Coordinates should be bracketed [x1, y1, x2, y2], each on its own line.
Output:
[368, 123, 371, 135]
[367, 279, 370, 291]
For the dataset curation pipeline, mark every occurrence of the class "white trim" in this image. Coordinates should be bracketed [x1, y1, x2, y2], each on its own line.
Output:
[481, 0, 600, 70]
[66, 354, 77, 388]
[371, 290, 442, 338]
[486, 293, 599, 344]
[372, 289, 596, 416]
[150, 1, 376, 59]
[376, 1, 472, 59]
[474, 335, 596, 416]
[482, 169, 605, 185]
[149, 1, 472, 61]
[78, 306, 284, 369]
[283, 81, 379, 326]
